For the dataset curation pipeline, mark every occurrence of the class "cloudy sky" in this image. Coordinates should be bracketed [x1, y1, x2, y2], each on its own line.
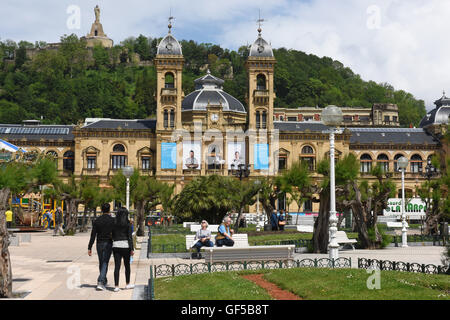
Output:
[1, 0, 449, 111]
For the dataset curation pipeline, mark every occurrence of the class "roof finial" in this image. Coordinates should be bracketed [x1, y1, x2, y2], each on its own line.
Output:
[257, 9, 265, 36]
[443, 89, 446, 97]
[168, 8, 174, 34]
[207, 69, 211, 75]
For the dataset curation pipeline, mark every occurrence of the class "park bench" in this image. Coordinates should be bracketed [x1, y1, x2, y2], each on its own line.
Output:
[386, 222, 409, 229]
[336, 231, 357, 250]
[185, 233, 249, 250]
[183, 222, 196, 229]
[190, 224, 220, 233]
[296, 225, 314, 233]
[185, 234, 295, 263]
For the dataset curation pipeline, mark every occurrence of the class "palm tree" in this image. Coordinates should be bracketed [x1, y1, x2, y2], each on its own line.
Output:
[173, 175, 236, 224]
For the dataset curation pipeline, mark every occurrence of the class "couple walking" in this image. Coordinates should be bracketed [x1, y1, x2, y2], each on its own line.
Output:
[88, 203, 134, 292]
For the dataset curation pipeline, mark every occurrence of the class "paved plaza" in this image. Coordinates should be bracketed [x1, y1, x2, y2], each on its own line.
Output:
[6, 230, 448, 300]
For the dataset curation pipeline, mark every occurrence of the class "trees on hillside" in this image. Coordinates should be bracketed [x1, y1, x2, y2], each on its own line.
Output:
[0, 36, 426, 126]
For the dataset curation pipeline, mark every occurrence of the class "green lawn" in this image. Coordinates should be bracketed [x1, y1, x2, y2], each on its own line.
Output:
[154, 272, 272, 300]
[154, 268, 450, 300]
[150, 224, 358, 252]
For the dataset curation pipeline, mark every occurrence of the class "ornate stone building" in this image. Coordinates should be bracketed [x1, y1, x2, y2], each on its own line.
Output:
[274, 103, 400, 127]
[1, 19, 446, 215]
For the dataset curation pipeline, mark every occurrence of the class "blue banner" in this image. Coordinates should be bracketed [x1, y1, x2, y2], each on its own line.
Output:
[161, 143, 177, 169]
[254, 144, 269, 170]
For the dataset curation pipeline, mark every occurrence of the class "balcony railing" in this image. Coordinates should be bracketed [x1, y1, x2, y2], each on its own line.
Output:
[161, 88, 177, 96]
[253, 89, 269, 98]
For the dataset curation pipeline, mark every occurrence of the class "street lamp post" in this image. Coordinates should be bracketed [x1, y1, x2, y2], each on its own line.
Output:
[254, 179, 261, 214]
[397, 157, 409, 247]
[122, 166, 134, 211]
[322, 105, 343, 260]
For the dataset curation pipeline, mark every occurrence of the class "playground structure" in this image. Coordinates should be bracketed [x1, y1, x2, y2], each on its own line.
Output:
[10, 195, 64, 229]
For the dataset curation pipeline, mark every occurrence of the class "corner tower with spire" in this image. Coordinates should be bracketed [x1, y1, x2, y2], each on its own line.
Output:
[246, 14, 276, 131]
[246, 13, 277, 175]
[154, 16, 185, 132]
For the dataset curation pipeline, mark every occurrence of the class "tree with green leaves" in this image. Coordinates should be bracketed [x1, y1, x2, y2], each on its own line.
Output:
[337, 156, 396, 249]
[417, 156, 450, 235]
[0, 162, 29, 298]
[257, 176, 283, 222]
[279, 161, 314, 217]
[109, 169, 170, 236]
[173, 175, 236, 224]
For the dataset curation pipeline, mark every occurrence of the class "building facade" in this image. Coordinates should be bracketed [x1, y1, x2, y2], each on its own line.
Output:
[1, 15, 447, 215]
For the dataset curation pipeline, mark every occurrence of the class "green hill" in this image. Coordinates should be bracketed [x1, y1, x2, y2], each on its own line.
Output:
[0, 34, 426, 126]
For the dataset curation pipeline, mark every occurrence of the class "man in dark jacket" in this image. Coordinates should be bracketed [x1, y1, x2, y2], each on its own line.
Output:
[270, 210, 279, 231]
[88, 203, 114, 291]
[53, 207, 65, 236]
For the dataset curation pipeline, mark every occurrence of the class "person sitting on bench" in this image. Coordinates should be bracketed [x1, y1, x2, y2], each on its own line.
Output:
[191, 220, 214, 258]
[215, 216, 234, 247]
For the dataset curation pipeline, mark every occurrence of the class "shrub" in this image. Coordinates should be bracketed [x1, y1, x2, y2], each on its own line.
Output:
[368, 225, 392, 249]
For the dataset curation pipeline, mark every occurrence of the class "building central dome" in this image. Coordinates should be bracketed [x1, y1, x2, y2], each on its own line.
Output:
[182, 71, 246, 113]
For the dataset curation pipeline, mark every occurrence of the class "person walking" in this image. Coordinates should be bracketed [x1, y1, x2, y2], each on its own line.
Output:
[53, 207, 65, 236]
[191, 220, 214, 258]
[5, 208, 13, 229]
[88, 203, 115, 291]
[215, 216, 234, 247]
[111, 207, 134, 292]
[270, 210, 279, 231]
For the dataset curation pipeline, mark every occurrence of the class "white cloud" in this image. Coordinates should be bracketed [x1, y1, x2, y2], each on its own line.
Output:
[1, 0, 448, 110]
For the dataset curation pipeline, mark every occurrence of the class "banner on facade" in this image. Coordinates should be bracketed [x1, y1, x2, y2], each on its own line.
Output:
[254, 143, 269, 170]
[161, 142, 177, 169]
[227, 141, 246, 170]
[183, 141, 201, 170]
[383, 198, 427, 217]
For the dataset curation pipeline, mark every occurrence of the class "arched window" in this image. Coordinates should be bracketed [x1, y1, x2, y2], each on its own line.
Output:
[111, 144, 127, 170]
[163, 109, 168, 128]
[377, 154, 389, 172]
[113, 144, 125, 152]
[360, 154, 372, 173]
[301, 146, 315, 171]
[63, 151, 75, 172]
[411, 154, 423, 173]
[262, 111, 267, 129]
[170, 109, 175, 128]
[256, 74, 266, 90]
[393, 154, 404, 172]
[256, 111, 261, 129]
[165, 72, 174, 89]
[46, 150, 58, 169]
[46, 150, 58, 158]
